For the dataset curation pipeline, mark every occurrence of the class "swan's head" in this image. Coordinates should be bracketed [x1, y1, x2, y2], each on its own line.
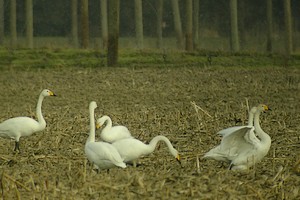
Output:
[96, 117, 106, 129]
[89, 101, 97, 110]
[42, 89, 56, 97]
[257, 104, 270, 113]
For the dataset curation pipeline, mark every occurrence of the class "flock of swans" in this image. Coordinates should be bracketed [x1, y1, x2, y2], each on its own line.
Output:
[0, 89, 273, 172]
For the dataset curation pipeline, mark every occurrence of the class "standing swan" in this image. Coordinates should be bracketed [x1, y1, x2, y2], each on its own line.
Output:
[85, 102, 126, 171]
[0, 89, 56, 151]
[112, 135, 181, 166]
[96, 115, 132, 143]
[203, 104, 271, 170]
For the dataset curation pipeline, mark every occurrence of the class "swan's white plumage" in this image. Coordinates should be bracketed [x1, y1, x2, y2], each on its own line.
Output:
[85, 102, 126, 170]
[112, 135, 180, 164]
[96, 115, 132, 143]
[203, 104, 271, 170]
[0, 89, 56, 151]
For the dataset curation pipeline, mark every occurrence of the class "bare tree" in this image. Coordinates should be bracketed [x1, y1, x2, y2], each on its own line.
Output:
[71, 0, 79, 48]
[230, 0, 239, 52]
[10, 0, 17, 48]
[156, 0, 163, 49]
[193, 0, 199, 50]
[107, 0, 119, 66]
[171, 0, 183, 49]
[101, 0, 108, 49]
[185, 0, 193, 51]
[80, 0, 89, 48]
[283, 0, 292, 55]
[266, 0, 273, 52]
[0, 0, 4, 45]
[135, 0, 143, 49]
[26, 0, 33, 48]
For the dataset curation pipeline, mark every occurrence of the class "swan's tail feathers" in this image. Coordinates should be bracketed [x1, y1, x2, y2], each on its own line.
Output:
[117, 162, 127, 168]
[202, 147, 231, 162]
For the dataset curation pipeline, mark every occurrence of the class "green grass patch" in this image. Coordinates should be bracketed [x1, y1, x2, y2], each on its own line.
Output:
[0, 48, 299, 70]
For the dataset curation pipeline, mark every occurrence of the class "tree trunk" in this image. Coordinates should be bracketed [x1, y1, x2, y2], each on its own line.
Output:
[193, 0, 199, 50]
[71, 0, 79, 48]
[80, 0, 89, 48]
[26, 0, 33, 48]
[156, 0, 163, 49]
[171, 0, 183, 49]
[266, 0, 273, 52]
[283, 0, 292, 55]
[0, 0, 4, 45]
[230, 0, 239, 52]
[10, 0, 17, 48]
[101, 0, 108, 49]
[135, 0, 143, 49]
[185, 0, 193, 51]
[107, 0, 119, 66]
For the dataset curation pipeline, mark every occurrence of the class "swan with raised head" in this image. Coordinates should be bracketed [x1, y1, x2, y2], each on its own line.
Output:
[217, 106, 257, 136]
[0, 89, 56, 151]
[85, 102, 126, 171]
[112, 135, 180, 166]
[96, 115, 132, 143]
[203, 104, 271, 170]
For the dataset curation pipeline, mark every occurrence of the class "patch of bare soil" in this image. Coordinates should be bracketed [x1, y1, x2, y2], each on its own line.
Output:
[0, 66, 299, 199]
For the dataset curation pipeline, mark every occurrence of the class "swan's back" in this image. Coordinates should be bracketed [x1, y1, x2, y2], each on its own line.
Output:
[85, 141, 126, 169]
[112, 138, 150, 162]
[0, 117, 43, 139]
[100, 125, 132, 143]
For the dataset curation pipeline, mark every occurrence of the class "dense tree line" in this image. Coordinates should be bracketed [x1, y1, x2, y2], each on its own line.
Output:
[0, 0, 298, 55]
[0, 0, 298, 36]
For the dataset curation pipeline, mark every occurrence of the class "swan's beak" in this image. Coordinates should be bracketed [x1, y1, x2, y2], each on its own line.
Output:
[49, 91, 57, 96]
[176, 154, 181, 165]
[96, 123, 101, 129]
[263, 105, 271, 112]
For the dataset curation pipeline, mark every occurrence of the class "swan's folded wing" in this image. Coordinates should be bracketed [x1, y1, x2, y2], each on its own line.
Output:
[86, 142, 125, 165]
[217, 126, 247, 136]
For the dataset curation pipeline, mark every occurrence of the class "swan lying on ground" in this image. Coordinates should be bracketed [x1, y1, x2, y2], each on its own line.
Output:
[96, 115, 132, 143]
[203, 104, 271, 170]
[85, 101, 126, 171]
[0, 89, 56, 151]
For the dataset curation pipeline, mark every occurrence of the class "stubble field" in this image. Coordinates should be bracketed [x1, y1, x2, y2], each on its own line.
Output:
[0, 65, 299, 199]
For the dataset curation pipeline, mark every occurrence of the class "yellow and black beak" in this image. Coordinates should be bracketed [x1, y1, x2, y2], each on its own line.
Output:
[176, 154, 181, 165]
[96, 123, 101, 129]
[263, 105, 271, 112]
[49, 90, 57, 96]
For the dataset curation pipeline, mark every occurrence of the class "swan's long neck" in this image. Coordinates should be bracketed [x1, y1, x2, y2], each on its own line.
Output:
[36, 93, 46, 129]
[148, 135, 176, 155]
[247, 112, 254, 126]
[104, 116, 112, 129]
[247, 107, 257, 126]
[254, 111, 271, 144]
[88, 107, 96, 143]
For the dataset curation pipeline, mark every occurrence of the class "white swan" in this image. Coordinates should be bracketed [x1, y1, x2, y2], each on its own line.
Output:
[85, 101, 126, 171]
[217, 106, 257, 136]
[203, 104, 271, 170]
[0, 89, 56, 151]
[112, 135, 180, 166]
[96, 115, 132, 143]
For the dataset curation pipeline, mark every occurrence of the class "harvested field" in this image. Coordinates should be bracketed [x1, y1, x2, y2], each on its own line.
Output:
[0, 66, 299, 199]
